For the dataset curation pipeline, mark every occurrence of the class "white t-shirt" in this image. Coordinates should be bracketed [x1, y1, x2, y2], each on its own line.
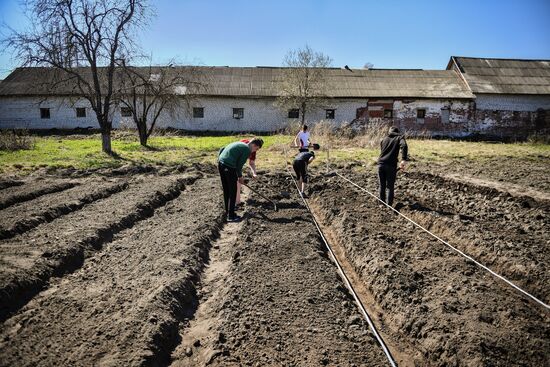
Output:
[297, 131, 310, 148]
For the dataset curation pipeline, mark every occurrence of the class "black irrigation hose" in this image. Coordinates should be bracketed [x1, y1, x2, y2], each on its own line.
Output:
[334, 170, 550, 311]
[284, 164, 398, 367]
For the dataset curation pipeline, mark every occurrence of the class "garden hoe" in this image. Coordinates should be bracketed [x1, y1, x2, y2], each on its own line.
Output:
[243, 183, 278, 211]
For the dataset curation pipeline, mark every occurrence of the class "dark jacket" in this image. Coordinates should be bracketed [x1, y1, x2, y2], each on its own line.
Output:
[294, 151, 315, 163]
[378, 133, 408, 166]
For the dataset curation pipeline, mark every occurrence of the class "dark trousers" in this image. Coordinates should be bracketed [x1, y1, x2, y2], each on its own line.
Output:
[378, 164, 397, 206]
[218, 162, 238, 217]
[293, 160, 308, 183]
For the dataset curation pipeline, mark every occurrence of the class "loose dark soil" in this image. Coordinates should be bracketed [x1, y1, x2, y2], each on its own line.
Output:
[0, 173, 197, 321]
[0, 176, 225, 366]
[1, 162, 548, 366]
[172, 173, 389, 366]
[416, 155, 550, 193]
[309, 167, 550, 366]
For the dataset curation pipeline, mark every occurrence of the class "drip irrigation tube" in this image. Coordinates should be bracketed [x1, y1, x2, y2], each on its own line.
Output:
[334, 170, 550, 311]
[285, 165, 398, 367]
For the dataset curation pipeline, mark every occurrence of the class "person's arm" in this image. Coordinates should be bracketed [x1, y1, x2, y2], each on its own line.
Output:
[399, 137, 408, 170]
[294, 133, 300, 147]
[308, 156, 315, 164]
[249, 159, 257, 177]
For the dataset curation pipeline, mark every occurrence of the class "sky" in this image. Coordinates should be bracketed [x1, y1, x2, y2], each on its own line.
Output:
[1, 0, 549, 79]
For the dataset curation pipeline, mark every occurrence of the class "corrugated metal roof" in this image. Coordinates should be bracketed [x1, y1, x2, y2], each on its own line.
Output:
[0, 66, 474, 99]
[451, 56, 550, 95]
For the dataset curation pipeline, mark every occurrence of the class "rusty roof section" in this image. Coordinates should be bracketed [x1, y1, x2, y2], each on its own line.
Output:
[0, 66, 474, 99]
[450, 56, 550, 95]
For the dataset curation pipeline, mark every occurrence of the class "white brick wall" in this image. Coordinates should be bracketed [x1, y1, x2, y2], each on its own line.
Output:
[0, 97, 104, 129]
[476, 94, 550, 111]
[1, 96, 368, 131]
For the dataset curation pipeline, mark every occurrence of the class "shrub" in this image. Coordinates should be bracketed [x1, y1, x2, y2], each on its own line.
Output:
[0, 130, 35, 151]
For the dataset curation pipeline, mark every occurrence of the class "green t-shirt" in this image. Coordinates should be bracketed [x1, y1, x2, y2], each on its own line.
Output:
[218, 141, 251, 177]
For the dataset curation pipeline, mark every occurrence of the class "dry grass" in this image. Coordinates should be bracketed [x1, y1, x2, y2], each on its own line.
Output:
[0, 130, 35, 151]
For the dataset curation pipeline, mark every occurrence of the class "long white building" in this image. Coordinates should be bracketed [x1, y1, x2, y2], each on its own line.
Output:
[0, 56, 549, 138]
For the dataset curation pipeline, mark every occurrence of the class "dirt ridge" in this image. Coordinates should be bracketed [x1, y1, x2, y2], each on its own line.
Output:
[0, 180, 23, 191]
[0, 182, 129, 240]
[0, 182, 78, 210]
[407, 171, 549, 208]
[0, 176, 226, 366]
[0, 175, 198, 322]
[310, 171, 550, 366]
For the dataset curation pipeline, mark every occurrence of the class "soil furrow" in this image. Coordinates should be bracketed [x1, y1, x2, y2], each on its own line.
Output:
[0, 180, 23, 191]
[0, 180, 129, 240]
[181, 174, 389, 366]
[397, 171, 550, 304]
[0, 174, 197, 321]
[0, 176, 225, 366]
[0, 181, 78, 210]
[310, 171, 550, 366]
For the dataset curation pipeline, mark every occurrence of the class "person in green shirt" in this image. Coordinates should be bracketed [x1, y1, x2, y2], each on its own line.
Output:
[218, 138, 264, 222]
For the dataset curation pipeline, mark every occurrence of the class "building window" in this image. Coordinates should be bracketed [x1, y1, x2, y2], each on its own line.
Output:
[325, 109, 335, 119]
[193, 107, 204, 118]
[40, 108, 50, 119]
[416, 109, 426, 119]
[121, 107, 132, 117]
[384, 109, 393, 118]
[288, 109, 300, 119]
[76, 107, 86, 118]
[233, 108, 244, 119]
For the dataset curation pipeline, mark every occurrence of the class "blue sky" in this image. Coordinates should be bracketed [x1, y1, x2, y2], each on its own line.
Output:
[1, 0, 549, 78]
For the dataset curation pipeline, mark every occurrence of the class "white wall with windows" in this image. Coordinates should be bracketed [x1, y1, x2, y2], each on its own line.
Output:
[119, 97, 368, 131]
[0, 97, 105, 129]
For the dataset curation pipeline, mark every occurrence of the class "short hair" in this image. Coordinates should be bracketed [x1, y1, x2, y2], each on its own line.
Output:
[302, 124, 308, 131]
[249, 137, 264, 148]
[312, 143, 320, 150]
[388, 126, 400, 134]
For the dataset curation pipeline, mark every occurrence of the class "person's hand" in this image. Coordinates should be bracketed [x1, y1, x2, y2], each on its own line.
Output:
[399, 161, 406, 171]
[252, 173, 258, 180]
[238, 177, 245, 184]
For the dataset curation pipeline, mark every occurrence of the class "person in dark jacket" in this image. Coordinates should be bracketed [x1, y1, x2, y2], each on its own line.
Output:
[293, 143, 320, 198]
[377, 127, 408, 206]
[218, 138, 263, 222]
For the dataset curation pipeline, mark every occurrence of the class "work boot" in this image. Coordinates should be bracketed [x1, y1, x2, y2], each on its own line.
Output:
[227, 215, 242, 223]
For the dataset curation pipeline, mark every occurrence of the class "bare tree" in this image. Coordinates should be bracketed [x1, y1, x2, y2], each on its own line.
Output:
[276, 45, 332, 124]
[363, 62, 374, 69]
[117, 60, 203, 147]
[5, 0, 148, 154]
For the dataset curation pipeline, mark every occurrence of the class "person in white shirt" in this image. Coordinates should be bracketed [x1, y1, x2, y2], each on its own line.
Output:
[294, 124, 311, 152]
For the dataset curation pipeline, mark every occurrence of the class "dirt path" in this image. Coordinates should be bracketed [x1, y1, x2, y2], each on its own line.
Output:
[175, 173, 390, 366]
[309, 170, 550, 366]
[0, 176, 225, 366]
[171, 193, 247, 366]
